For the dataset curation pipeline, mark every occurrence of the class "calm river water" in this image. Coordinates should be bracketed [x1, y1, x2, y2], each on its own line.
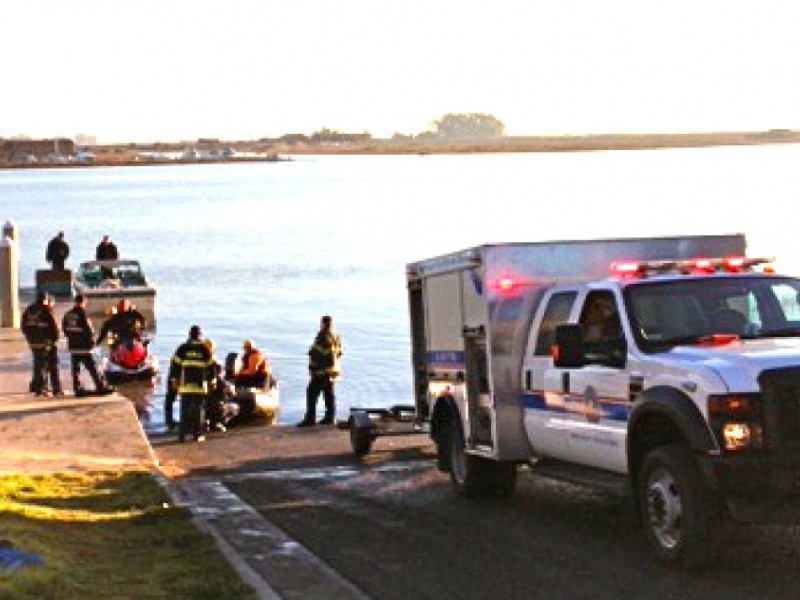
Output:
[2, 147, 800, 429]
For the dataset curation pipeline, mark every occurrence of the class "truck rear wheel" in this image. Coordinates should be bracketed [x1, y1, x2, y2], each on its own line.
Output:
[447, 416, 516, 497]
[638, 445, 719, 568]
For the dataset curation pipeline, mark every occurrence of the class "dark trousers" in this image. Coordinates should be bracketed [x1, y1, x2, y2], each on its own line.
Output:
[205, 397, 225, 428]
[179, 394, 206, 441]
[164, 388, 177, 427]
[305, 374, 335, 422]
[30, 347, 61, 394]
[70, 352, 104, 391]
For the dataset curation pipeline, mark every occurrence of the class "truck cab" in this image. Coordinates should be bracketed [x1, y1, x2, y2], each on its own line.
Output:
[521, 260, 800, 565]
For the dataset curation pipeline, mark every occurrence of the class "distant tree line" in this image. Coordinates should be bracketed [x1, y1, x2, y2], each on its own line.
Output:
[261, 114, 506, 145]
[428, 113, 506, 140]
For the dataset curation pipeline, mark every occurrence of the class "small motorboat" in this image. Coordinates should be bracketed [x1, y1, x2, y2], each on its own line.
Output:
[101, 338, 160, 385]
[74, 259, 156, 318]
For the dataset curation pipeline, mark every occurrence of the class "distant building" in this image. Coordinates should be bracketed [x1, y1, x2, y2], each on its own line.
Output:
[278, 134, 309, 145]
[310, 130, 372, 144]
[74, 151, 96, 164]
[0, 138, 75, 162]
[74, 134, 97, 146]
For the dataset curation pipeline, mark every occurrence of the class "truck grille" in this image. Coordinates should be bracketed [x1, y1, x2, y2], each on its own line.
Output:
[758, 367, 800, 452]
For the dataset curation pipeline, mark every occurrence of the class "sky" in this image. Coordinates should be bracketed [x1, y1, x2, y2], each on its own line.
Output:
[2, 0, 800, 144]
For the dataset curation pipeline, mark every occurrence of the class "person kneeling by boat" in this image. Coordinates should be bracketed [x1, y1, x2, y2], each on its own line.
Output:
[169, 325, 214, 443]
[62, 294, 112, 396]
[234, 339, 271, 389]
[206, 362, 235, 432]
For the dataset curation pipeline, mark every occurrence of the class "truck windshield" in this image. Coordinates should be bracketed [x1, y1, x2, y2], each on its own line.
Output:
[624, 276, 800, 353]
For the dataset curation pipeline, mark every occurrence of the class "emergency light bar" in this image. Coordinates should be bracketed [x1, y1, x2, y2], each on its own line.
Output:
[609, 257, 774, 279]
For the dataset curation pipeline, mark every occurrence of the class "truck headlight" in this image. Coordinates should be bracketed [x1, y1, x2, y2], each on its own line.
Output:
[708, 394, 763, 452]
[721, 422, 763, 451]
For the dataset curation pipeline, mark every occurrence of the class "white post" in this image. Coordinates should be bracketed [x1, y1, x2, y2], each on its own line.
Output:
[2, 221, 17, 244]
[0, 233, 20, 328]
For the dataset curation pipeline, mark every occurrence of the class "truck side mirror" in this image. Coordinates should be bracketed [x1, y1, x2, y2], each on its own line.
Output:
[553, 324, 585, 368]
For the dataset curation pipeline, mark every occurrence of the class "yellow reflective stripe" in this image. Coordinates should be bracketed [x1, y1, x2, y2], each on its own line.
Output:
[182, 359, 210, 368]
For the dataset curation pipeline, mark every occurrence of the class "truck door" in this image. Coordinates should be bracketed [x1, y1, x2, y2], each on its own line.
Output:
[562, 290, 631, 473]
[464, 328, 492, 446]
[523, 289, 580, 459]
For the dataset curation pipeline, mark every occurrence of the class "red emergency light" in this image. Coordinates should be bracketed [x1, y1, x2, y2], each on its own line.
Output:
[497, 277, 516, 292]
[609, 256, 773, 279]
[490, 274, 535, 296]
[609, 261, 643, 278]
[691, 259, 715, 274]
[722, 257, 746, 272]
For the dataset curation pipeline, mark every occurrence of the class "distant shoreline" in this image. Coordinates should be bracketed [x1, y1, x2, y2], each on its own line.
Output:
[2, 130, 798, 169]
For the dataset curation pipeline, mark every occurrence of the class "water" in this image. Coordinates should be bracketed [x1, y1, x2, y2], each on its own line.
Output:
[2, 147, 800, 429]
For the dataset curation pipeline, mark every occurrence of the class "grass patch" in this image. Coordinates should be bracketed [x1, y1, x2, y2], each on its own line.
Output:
[0, 471, 257, 599]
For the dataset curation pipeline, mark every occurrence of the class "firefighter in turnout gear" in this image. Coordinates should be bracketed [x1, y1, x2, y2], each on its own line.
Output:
[297, 315, 342, 427]
[21, 292, 62, 396]
[96, 299, 146, 347]
[62, 294, 111, 396]
[169, 325, 214, 442]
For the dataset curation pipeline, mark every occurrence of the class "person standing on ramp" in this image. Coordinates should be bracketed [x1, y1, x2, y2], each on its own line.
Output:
[297, 315, 342, 427]
[169, 325, 214, 442]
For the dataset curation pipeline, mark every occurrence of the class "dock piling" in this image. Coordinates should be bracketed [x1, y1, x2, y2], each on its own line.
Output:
[1, 221, 20, 328]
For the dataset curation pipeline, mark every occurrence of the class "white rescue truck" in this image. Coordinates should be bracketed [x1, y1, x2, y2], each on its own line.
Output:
[356, 234, 800, 567]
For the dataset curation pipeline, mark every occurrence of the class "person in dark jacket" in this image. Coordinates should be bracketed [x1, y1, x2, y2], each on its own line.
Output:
[62, 294, 111, 396]
[96, 299, 146, 347]
[297, 315, 342, 427]
[206, 362, 232, 432]
[95, 235, 119, 261]
[21, 292, 62, 396]
[45, 232, 70, 271]
[169, 325, 214, 442]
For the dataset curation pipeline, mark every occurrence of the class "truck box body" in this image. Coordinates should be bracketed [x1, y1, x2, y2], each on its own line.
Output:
[407, 235, 746, 461]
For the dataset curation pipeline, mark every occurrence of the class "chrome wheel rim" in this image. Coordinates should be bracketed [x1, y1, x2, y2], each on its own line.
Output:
[645, 466, 683, 551]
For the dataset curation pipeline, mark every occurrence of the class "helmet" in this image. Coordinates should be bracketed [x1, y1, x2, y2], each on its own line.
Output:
[242, 339, 254, 351]
[117, 299, 130, 312]
[204, 338, 216, 354]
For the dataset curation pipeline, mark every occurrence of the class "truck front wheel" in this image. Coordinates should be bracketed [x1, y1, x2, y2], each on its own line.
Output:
[638, 445, 719, 568]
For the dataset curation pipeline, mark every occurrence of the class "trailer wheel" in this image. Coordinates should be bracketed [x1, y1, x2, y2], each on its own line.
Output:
[350, 420, 373, 456]
[638, 445, 720, 568]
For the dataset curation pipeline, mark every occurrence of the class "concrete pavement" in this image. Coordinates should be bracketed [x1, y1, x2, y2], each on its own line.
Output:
[0, 328, 155, 473]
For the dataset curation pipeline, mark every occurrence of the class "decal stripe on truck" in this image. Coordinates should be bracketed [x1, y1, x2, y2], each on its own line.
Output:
[426, 351, 466, 370]
[522, 391, 631, 422]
